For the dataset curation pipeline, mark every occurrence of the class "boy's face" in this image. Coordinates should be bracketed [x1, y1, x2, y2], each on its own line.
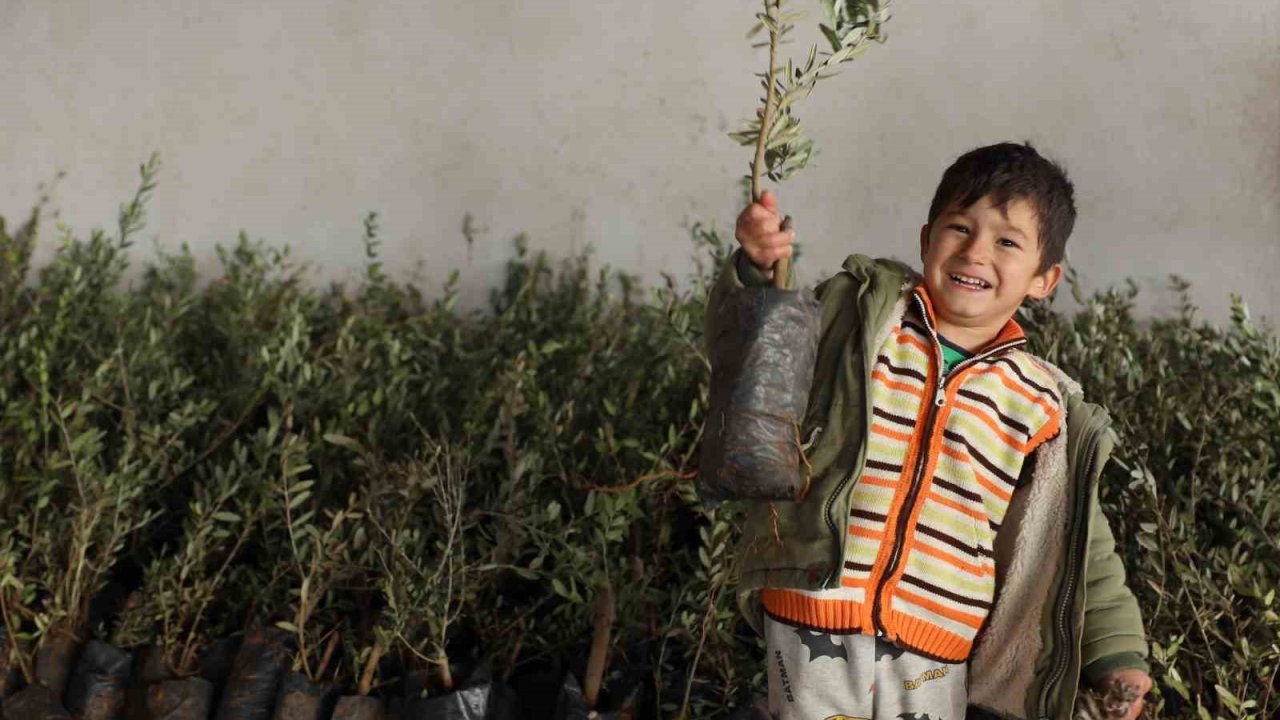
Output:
[919, 194, 1062, 349]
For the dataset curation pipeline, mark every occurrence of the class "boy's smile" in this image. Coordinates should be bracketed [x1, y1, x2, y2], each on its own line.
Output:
[919, 195, 1062, 351]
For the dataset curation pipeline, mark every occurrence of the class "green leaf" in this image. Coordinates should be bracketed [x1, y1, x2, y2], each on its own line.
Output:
[323, 433, 364, 452]
[288, 490, 312, 510]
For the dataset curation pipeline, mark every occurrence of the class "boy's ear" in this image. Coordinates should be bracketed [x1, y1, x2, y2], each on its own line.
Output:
[918, 223, 930, 262]
[1025, 263, 1063, 301]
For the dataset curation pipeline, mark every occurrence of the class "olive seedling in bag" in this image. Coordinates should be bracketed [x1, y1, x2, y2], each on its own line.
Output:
[699, 0, 889, 505]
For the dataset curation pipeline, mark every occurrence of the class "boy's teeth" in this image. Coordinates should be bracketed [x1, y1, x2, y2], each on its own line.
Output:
[950, 273, 989, 289]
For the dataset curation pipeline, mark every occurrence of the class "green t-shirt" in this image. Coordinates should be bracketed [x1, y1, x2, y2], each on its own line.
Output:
[939, 335, 972, 374]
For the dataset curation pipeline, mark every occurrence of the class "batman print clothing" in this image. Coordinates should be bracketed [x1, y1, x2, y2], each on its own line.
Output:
[765, 614, 966, 720]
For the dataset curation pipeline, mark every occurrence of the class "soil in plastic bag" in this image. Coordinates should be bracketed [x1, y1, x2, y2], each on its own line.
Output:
[212, 626, 295, 720]
[331, 695, 385, 720]
[147, 676, 215, 720]
[64, 639, 132, 720]
[552, 673, 639, 720]
[198, 637, 241, 698]
[699, 284, 821, 506]
[34, 625, 84, 702]
[123, 645, 169, 720]
[271, 671, 334, 720]
[507, 656, 562, 720]
[397, 665, 522, 720]
[398, 684, 522, 720]
[2, 684, 72, 719]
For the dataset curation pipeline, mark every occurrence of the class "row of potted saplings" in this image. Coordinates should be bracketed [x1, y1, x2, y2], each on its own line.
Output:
[0, 449, 638, 720]
[0, 589, 630, 720]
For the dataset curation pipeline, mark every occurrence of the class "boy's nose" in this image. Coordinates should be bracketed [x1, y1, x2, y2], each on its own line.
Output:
[959, 238, 992, 264]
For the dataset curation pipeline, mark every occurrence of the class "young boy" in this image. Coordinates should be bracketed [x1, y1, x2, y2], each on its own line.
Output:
[709, 143, 1150, 719]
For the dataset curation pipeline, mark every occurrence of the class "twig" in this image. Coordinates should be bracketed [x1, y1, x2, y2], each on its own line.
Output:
[583, 580, 616, 710]
[315, 629, 340, 682]
[356, 639, 384, 697]
[750, 0, 782, 204]
[678, 583, 721, 720]
[587, 469, 696, 494]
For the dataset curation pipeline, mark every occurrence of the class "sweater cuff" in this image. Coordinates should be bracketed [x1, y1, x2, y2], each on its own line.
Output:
[1081, 651, 1150, 687]
[734, 249, 793, 289]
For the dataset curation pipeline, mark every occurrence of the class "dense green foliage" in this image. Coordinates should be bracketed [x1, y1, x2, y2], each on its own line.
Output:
[0, 162, 1276, 718]
[1021, 272, 1280, 718]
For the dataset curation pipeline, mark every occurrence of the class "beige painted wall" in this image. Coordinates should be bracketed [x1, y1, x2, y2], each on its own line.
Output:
[2, 0, 1277, 325]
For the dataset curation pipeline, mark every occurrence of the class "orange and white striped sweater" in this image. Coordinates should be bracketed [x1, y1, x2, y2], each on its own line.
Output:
[760, 285, 1064, 662]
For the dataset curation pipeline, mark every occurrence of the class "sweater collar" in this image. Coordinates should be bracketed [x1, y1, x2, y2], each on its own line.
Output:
[911, 283, 1026, 353]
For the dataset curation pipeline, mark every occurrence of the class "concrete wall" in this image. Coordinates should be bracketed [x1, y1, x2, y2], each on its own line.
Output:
[2, 0, 1277, 324]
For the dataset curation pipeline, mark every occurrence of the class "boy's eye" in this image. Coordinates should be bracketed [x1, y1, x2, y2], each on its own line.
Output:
[947, 224, 969, 234]
[998, 238, 1021, 248]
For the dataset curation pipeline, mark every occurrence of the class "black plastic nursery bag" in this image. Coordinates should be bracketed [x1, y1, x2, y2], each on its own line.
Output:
[213, 626, 295, 720]
[552, 672, 638, 720]
[64, 639, 132, 720]
[147, 677, 215, 720]
[330, 695, 386, 720]
[699, 283, 820, 506]
[271, 672, 335, 720]
[397, 665, 522, 720]
[1, 684, 71, 719]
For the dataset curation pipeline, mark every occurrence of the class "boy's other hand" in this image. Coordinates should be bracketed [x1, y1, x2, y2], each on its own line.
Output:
[735, 189, 795, 277]
[1096, 668, 1152, 719]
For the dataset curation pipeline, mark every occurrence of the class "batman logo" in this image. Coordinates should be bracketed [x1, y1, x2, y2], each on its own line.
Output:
[794, 628, 848, 662]
[875, 638, 906, 662]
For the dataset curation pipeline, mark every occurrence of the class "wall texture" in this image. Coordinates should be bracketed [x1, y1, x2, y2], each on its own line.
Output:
[2, 0, 1277, 324]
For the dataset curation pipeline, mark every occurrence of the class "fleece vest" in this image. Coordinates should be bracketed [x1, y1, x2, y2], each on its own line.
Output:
[761, 285, 1064, 662]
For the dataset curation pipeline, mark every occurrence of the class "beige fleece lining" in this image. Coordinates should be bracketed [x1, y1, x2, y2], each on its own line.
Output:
[967, 361, 1081, 716]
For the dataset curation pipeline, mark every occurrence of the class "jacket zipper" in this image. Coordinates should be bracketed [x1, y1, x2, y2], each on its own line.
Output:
[1037, 433, 1102, 717]
[868, 294, 1024, 635]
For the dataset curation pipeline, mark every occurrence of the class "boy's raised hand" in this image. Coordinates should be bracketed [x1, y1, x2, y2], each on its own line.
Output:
[735, 189, 795, 278]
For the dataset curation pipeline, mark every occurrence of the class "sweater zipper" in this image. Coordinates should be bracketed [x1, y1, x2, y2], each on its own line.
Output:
[1037, 433, 1102, 717]
[869, 294, 1024, 636]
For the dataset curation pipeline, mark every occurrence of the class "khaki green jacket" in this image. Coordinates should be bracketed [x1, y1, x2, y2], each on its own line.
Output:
[706, 251, 1149, 720]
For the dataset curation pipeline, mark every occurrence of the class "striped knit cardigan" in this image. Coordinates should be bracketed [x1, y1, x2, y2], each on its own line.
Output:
[761, 285, 1064, 662]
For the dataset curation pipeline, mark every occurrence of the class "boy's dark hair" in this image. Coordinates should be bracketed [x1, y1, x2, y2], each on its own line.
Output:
[927, 142, 1076, 272]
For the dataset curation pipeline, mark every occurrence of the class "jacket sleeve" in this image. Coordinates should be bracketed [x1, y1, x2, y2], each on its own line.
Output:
[1079, 479, 1151, 685]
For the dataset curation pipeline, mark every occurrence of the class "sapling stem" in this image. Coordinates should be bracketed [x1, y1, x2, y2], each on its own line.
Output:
[435, 653, 454, 692]
[749, 0, 790, 290]
[736, 0, 890, 288]
[583, 580, 616, 710]
[315, 630, 340, 681]
[356, 640, 383, 697]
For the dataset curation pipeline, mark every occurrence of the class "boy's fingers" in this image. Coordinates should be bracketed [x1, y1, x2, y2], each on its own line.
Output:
[743, 202, 782, 227]
[759, 189, 778, 214]
[745, 243, 793, 268]
[756, 229, 795, 249]
[738, 228, 792, 250]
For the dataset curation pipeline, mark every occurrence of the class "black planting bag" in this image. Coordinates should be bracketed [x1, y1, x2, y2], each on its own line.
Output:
[699, 285, 820, 506]
[331, 695, 385, 720]
[212, 627, 295, 720]
[64, 639, 132, 720]
[147, 677, 215, 720]
[271, 672, 334, 720]
[1, 684, 71, 719]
